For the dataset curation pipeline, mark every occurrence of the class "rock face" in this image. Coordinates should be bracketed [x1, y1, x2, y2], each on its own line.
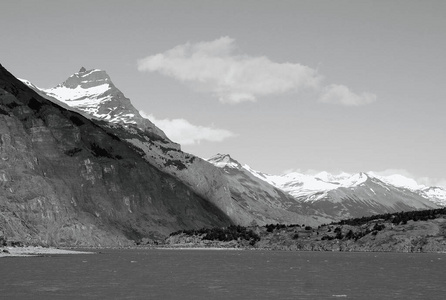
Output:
[0, 64, 233, 246]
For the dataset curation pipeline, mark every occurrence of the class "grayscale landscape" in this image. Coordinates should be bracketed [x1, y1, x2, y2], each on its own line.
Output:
[1, 1, 445, 299]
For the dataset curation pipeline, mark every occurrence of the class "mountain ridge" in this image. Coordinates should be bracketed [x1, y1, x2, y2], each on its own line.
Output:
[208, 153, 446, 207]
[207, 153, 443, 220]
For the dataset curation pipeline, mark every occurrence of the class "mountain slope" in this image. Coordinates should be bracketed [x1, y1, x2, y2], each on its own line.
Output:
[206, 154, 335, 226]
[27, 68, 335, 227]
[0, 63, 233, 246]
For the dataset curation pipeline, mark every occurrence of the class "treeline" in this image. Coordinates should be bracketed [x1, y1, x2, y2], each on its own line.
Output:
[334, 207, 446, 226]
[170, 225, 260, 245]
[322, 223, 387, 241]
[0, 235, 23, 247]
[264, 223, 312, 232]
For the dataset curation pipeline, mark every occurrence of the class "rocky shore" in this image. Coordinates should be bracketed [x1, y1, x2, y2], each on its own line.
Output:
[0, 246, 94, 257]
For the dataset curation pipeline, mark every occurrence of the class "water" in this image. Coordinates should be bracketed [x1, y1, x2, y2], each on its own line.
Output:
[1, 249, 445, 299]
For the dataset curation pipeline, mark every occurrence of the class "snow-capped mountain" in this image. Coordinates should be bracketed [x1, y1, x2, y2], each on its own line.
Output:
[420, 187, 446, 206]
[248, 167, 446, 207]
[21, 67, 173, 145]
[207, 154, 335, 225]
[208, 154, 443, 220]
[367, 173, 446, 206]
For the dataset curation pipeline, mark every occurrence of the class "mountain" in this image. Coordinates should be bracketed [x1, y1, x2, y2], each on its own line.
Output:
[0, 63, 234, 246]
[206, 154, 334, 226]
[6, 63, 442, 247]
[419, 187, 446, 207]
[11, 66, 334, 239]
[367, 173, 446, 206]
[21, 67, 174, 147]
[208, 154, 442, 220]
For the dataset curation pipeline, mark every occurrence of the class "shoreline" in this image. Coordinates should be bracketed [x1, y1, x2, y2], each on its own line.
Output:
[0, 246, 95, 258]
[155, 246, 245, 250]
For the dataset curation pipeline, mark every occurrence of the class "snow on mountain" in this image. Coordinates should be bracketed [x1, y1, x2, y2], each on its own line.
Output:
[208, 154, 444, 220]
[421, 187, 446, 206]
[367, 172, 446, 206]
[43, 68, 121, 120]
[247, 167, 446, 207]
[21, 67, 175, 146]
[247, 169, 370, 201]
[207, 153, 242, 169]
[368, 172, 424, 190]
[206, 154, 335, 225]
[18, 78, 40, 90]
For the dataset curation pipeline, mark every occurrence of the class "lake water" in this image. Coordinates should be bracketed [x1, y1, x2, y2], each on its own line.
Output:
[1, 249, 445, 299]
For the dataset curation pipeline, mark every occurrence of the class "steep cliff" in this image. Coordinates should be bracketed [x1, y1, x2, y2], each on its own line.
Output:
[0, 64, 232, 246]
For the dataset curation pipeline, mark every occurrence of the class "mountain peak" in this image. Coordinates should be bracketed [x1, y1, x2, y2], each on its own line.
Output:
[48, 68, 113, 91]
[207, 153, 242, 169]
[36, 68, 176, 147]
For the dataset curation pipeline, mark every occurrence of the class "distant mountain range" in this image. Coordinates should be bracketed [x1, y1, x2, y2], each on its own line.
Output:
[1, 64, 443, 247]
[207, 154, 445, 220]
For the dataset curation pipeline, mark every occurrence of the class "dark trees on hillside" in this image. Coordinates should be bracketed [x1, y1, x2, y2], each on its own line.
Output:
[170, 225, 260, 245]
[335, 208, 446, 226]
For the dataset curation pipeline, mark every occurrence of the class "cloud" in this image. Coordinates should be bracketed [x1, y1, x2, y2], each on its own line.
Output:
[141, 112, 236, 145]
[319, 84, 377, 106]
[368, 169, 415, 178]
[137, 36, 322, 104]
[369, 169, 446, 189]
[417, 177, 446, 189]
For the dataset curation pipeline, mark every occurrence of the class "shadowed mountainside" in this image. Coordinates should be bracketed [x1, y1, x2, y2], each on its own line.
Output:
[0, 63, 233, 246]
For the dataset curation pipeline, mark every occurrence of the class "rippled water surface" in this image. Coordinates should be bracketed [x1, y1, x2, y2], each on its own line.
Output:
[1, 249, 445, 299]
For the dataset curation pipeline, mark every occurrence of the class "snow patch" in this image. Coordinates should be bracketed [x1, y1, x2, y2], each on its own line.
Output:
[44, 83, 111, 102]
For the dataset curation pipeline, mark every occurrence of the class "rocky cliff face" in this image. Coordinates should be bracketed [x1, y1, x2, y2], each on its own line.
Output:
[0, 64, 233, 246]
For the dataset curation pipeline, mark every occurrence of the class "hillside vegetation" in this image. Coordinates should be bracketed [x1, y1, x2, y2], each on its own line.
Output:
[165, 208, 446, 253]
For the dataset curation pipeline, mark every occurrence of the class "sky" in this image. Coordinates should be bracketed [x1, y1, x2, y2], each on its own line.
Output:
[1, 0, 445, 187]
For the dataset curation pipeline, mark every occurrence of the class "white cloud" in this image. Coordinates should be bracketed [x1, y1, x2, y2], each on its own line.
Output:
[141, 112, 236, 145]
[137, 36, 322, 104]
[417, 177, 446, 189]
[369, 169, 415, 178]
[369, 169, 446, 189]
[319, 84, 377, 106]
